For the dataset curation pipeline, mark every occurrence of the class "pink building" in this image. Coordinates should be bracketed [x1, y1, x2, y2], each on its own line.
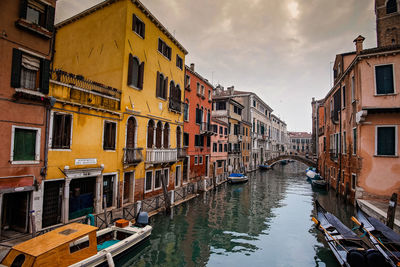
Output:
[210, 118, 228, 181]
[316, 0, 400, 203]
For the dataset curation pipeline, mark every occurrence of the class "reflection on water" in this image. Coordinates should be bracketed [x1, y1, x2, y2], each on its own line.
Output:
[117, 162, 355, 267]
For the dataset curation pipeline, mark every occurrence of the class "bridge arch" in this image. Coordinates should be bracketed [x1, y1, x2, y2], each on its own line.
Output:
[266, 155, 316, 168]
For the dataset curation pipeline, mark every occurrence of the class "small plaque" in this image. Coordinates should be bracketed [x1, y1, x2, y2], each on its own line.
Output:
[75, 158, 97, 165]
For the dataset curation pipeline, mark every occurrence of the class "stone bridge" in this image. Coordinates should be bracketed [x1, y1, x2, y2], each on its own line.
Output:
[266, 154, 316, 168]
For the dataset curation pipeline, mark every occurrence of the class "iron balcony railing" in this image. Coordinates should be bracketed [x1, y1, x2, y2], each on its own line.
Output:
[123, 148, 144, 165]
[200, 122, 213, 135]
[168, 97, 182, 113]
[146, 149, 177, 163]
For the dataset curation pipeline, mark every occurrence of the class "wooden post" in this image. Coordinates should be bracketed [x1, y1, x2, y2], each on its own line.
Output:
[387, 193, 398, 229]
[160, 172, 171, 214]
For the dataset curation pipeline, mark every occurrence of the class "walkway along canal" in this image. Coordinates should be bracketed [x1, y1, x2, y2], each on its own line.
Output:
[116, 162, 356, 266]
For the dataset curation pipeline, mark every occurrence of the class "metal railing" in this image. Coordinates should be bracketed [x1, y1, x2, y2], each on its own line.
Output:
[146, 149, 177, 163]
[123, 147, 143, 165]
[168, 97, 182, 113]
[177, 147, 187, 158]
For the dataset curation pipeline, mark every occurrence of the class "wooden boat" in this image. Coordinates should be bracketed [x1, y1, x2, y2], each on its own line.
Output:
[259, 164, 271, 170]
[311, 179, 327, 189]
[355, 203, 400, 267]
[0, 219, 152, 267]
[314, 200, 389, 267]
[228, 173, 248, 184]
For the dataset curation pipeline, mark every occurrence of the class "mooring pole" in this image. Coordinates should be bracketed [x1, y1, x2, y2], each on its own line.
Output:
[160, 172, 171, 214]
[387, 193, 398, 229]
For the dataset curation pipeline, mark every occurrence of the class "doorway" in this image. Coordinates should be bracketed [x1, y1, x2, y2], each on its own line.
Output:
[103, 175, 115, 208]
[123, 172, 134, 204]
[42, 181, 63, 228]
[2, 192, 30, 234]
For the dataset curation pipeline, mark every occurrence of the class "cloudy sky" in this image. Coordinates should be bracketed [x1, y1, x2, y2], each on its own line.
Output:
[55, 0, 376, 132]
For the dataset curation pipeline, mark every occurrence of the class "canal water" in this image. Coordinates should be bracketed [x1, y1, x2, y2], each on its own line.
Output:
[116, 162, 356, 267]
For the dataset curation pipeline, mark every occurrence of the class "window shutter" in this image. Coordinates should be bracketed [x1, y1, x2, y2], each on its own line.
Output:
[46, 5, 55, 32]
[164, 77, 168, 99]
[19, 0, 28, 19]
[156, 71, 160, 97]
[141, 22, 145, 39]
[138, 62, 144, 89]
[132, 14, 137, 32]
[40, 59, 50, 94]
[127, 54, 133, 86]
[11, 48, 22, 88]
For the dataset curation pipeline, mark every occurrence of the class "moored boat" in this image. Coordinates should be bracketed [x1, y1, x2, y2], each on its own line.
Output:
[306, 169, 321, 181]
[311, 179, 327, 189]
[353, 203, 400, 267]
[280, 160, 287, 165]
[259, 164, 271, 170]
[0, 217, 152, 267]
[313, 200, 390, 267]
[228, 173, 248, 184]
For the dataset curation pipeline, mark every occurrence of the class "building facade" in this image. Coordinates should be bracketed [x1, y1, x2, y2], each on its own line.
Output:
[0, 0, 56, 236]
[288, 132, 312, 156]
[45, 0, 187, 228]
[316, 0, 400, 203]
[210, 118, 228, 181]
[183, 64, 213, 190]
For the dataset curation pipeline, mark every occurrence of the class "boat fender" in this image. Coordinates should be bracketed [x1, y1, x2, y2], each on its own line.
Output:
[106, 252, 114, 267]
[365, 249, 390, 267]
[347, 249, 366, 267]
[135, 211, 149, 227]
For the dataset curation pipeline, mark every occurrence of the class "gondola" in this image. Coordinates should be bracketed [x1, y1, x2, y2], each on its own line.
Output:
[313, 200, 390, 267]
[353, 202, 400, 267]
[311, 178, 327, 189]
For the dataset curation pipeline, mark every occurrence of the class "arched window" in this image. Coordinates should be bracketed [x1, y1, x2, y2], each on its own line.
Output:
[169, 81, 175, 100]
[126, 117, 136, 148]
[127, 54, 144, 89]
[176, 126, 181, 148]
[156, 121, 163, 148]
[163, 123, 169, 148]
[156, 72, 168, 99]
[147, 120, 154, 148]
[183, 99, 189, 121]
[387, 0, 397, 14]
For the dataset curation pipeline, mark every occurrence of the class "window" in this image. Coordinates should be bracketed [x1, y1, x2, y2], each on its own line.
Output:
[147, 120, 155, 148]
[353, 128, 357, 155]
[127, 54, 144, 89]
[145, 171, 153, 192]
[224, 144, 227, 152]
[176, 55, 183, 69]
[216, 101, 226, 110]
[219, 126, 223, 135]
[351, 174, 357, 190]
[183, 132, 189, 147]
[197, 83, 201, 95]
[51, 113, 72, 149]
[184, 102, 189, 121]
[342, 86, 346, 108]
[207, 136, 211, 147]
[195, 107, 202, 124]
[185, 75, 190, 88]
[103, 121, 116, 150]
[164, 169, 169, 187]
[219, 144, 222, 152]
[12, 126, 40, 163]
[375, 65, 395, 95]
[194, 156, 198, 165]
[217, 161, 222, 168]
[132, 14, 145, 38]
[11, 49, 50, 94]
[201, 85, 205, 96]
[253, 100, 256, 107]
[158, 38, 171, 60]
[155, 170, 162, 189]
[156, 72, 168, 99]
[20, 0, 55, 31]
[224, 128, 227, 135]
[376, 126, 397, 156]
[387, 0, 397, 14]
[199, 156, 203, 164]
[342, 131, 346, 154]
[351, 76, 355, 102]
[163, 123, 169, 148]
[213, 143, 217, 152]
[208, 90, 211, 101]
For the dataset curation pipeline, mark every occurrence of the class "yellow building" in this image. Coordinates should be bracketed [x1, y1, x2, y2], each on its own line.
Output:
[44, 0, 187, 228]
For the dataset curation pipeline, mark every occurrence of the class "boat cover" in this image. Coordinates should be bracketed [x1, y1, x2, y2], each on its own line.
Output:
[230, 173, 244, 177]
[368, 216, 400, 243]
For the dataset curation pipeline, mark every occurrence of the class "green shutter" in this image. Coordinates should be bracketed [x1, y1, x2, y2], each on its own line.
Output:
[14, 128, 36, 161]
[11, 49, 22, 88]
[378, 127, 396, 155]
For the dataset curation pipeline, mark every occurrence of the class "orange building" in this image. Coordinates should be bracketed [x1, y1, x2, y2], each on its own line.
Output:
[183, 64, 213, 190]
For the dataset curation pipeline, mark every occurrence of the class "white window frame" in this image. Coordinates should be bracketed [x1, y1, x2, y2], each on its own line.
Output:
[374, 63, 396, 96]
[49, 110, 73, 151]
[351, 173, 357, 191]
[199, 156, 203, 165]
[154, 169, 163, 190]
[103, 119, 117, 152]
[144, 170, 153, 193]
[10, 125, 41, 164]
[375, 125, 398, 156]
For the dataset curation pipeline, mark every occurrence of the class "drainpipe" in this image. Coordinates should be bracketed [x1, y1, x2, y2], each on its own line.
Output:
[336, 109, 342, 196]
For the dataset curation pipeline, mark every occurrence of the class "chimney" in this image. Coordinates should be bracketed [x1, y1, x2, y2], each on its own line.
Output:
[227, 86, 234, 95]
[190, 63, 195, 71]
[354, 35, 365, 54]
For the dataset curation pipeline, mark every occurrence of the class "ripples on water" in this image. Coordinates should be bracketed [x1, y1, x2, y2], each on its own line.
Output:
[116, 162, 356, 267]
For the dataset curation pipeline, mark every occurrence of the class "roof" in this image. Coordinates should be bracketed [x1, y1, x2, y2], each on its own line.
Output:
[289, 132, 311, 138]
[211, 117, 228, 126]
[56, 0, 188, 55]
[233, 90, 274, 112]
[13, 223, 98, 257]
[185, 65, 214, 89]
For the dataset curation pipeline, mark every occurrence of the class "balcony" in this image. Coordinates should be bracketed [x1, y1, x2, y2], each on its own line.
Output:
[146, 149, 177, 164]
[177, 147, 187, 158]
[123, 148, 144, 166]
[200, 122, 213, 135]
[228, 148, 241, 154]
[168, 97, 182, 113]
